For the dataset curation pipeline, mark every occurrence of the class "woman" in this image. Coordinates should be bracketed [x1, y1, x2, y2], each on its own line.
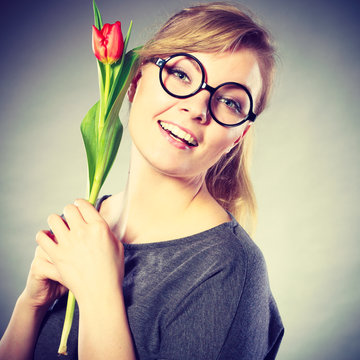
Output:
[0, 3, 284, 359]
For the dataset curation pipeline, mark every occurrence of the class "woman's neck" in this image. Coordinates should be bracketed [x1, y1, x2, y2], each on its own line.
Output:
[107, 145, 230, 244]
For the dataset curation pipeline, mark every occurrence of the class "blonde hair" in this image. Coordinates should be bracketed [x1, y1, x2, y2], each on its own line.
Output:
[137, 2, 276, 235]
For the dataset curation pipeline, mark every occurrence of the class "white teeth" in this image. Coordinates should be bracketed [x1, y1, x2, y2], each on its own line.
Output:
[159, 121, 198, 146]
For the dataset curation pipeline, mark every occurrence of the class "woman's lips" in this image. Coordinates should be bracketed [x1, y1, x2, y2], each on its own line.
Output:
[158, 120, 198, 148]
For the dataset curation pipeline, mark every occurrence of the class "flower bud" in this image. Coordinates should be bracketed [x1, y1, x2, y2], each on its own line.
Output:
[92, 21, 124, 65]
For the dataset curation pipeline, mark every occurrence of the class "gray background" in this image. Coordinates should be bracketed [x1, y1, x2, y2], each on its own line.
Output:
[1, 0, 359, 359]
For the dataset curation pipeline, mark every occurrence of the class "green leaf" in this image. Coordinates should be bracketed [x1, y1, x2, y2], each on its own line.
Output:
[93, 53, 140, 189]
[96, 115, 123, 189]
[92, 51, 140, 190]
[114, 20, 133, 72]
[104, 21, 134, 111]
[97, 60, 106, 106]
[92, 0, 103, 30]
[91, 51, 139, 192]
[105, 48, 140, 120]
[80, 101, 100, 193]
[119, 20, 133, 69]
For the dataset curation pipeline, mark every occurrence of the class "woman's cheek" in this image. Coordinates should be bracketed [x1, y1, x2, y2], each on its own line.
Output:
[208, 127, 242, 153]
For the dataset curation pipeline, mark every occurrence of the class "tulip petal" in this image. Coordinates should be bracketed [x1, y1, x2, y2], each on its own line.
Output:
[101, 23, 111, 37]
[105, 21, 124, 64]
[92, 25, 107, 62]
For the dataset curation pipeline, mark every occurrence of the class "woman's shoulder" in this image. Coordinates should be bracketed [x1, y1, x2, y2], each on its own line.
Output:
[195, 215, 267, 274]
[96, 193, 123, 229]
[179, 216, 276, 315]
[147, 214, 270, 295]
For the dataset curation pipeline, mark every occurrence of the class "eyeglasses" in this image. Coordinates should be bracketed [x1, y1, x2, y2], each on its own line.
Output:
[154, 53, 257, 127]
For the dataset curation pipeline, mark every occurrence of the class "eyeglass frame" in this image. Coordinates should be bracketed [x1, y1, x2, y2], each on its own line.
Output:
[153, 52, 257, 128]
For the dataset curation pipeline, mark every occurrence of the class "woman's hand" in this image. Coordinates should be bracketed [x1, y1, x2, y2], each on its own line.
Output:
[0, 243, 67, 360]
[35, 199, 124, 306]
[0, 241, 67, 360]
[22, 241, 67, 310]
[34, 199, 135, 359]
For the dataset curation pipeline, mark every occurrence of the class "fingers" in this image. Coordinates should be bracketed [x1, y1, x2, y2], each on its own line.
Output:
[63, 203, 85, 230]
[36, 230, 58, 259]
[74, 198, 104, 224]
[47, 213, 69, 240]
[38, 199, 106, 259]
[35, 242, 55, 263]
[33, 251, 64, 284]
[40, 230, 57, 244]
[54, 199, 103, 231]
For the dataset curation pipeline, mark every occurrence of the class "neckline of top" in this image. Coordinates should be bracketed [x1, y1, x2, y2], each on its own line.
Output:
[95, 194, 238, 249]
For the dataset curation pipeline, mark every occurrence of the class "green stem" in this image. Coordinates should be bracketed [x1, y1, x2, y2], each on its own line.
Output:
[57, 53, 122, 356]
[104, 64, 110, 107]
[98, 64, 111, 143]
[88, 170, 103, 205]
[57, 167, 103, 355]
[57, 291, 76, 355]
[57, 178, 101, 355]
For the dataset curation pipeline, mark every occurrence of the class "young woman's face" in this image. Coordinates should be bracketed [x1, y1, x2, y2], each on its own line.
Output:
[128, 49, 262, 180]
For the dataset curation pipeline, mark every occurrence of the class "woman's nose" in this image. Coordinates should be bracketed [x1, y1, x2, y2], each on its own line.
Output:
[178, 90, 211, 124]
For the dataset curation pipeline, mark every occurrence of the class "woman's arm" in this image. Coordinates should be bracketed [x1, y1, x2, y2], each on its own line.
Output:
[0, 245, 67, 360]
[0, 293, 49, 360]
[77, 288, 135, 360]
[36, 199, 136, 360]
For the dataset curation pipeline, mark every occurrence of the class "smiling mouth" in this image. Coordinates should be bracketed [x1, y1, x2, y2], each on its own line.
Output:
[158, 121, 198, 147]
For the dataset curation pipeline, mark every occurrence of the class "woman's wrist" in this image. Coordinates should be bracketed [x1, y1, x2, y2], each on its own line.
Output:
[17, 290, 51, 318]
[75, 280, 123, 316]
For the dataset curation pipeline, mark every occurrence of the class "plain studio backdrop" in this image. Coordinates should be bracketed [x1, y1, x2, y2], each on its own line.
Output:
[0, 0, 359, 358]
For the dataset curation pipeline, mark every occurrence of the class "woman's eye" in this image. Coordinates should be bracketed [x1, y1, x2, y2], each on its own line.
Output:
[217, 96, 242, 113]
[169, 68, 191, 82]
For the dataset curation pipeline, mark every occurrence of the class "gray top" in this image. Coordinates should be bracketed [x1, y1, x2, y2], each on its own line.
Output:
[34, 196, 284, 359]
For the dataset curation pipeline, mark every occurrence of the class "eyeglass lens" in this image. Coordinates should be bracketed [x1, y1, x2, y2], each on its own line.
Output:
[160, 54, 252, 126]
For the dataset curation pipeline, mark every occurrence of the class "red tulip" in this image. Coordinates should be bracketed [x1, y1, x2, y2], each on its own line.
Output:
[92, 21, 124, 65]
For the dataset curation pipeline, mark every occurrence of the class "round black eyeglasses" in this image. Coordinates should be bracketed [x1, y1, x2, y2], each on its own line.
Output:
[154, 53, 257, 127]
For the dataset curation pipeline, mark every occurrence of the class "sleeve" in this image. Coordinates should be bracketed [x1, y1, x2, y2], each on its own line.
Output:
[157, 253, 245, 360]
[157, 239, 284, 360]
[216, 246, 284, 360]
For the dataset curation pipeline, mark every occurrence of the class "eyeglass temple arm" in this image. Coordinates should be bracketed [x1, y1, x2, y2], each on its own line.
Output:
[247, 112, 256, 122]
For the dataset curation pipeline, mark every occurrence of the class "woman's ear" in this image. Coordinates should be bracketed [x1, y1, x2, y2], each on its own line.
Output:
[127, 70, 142, 103]
[226, 124, 252, 154]
[233, 123, 252, 145]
